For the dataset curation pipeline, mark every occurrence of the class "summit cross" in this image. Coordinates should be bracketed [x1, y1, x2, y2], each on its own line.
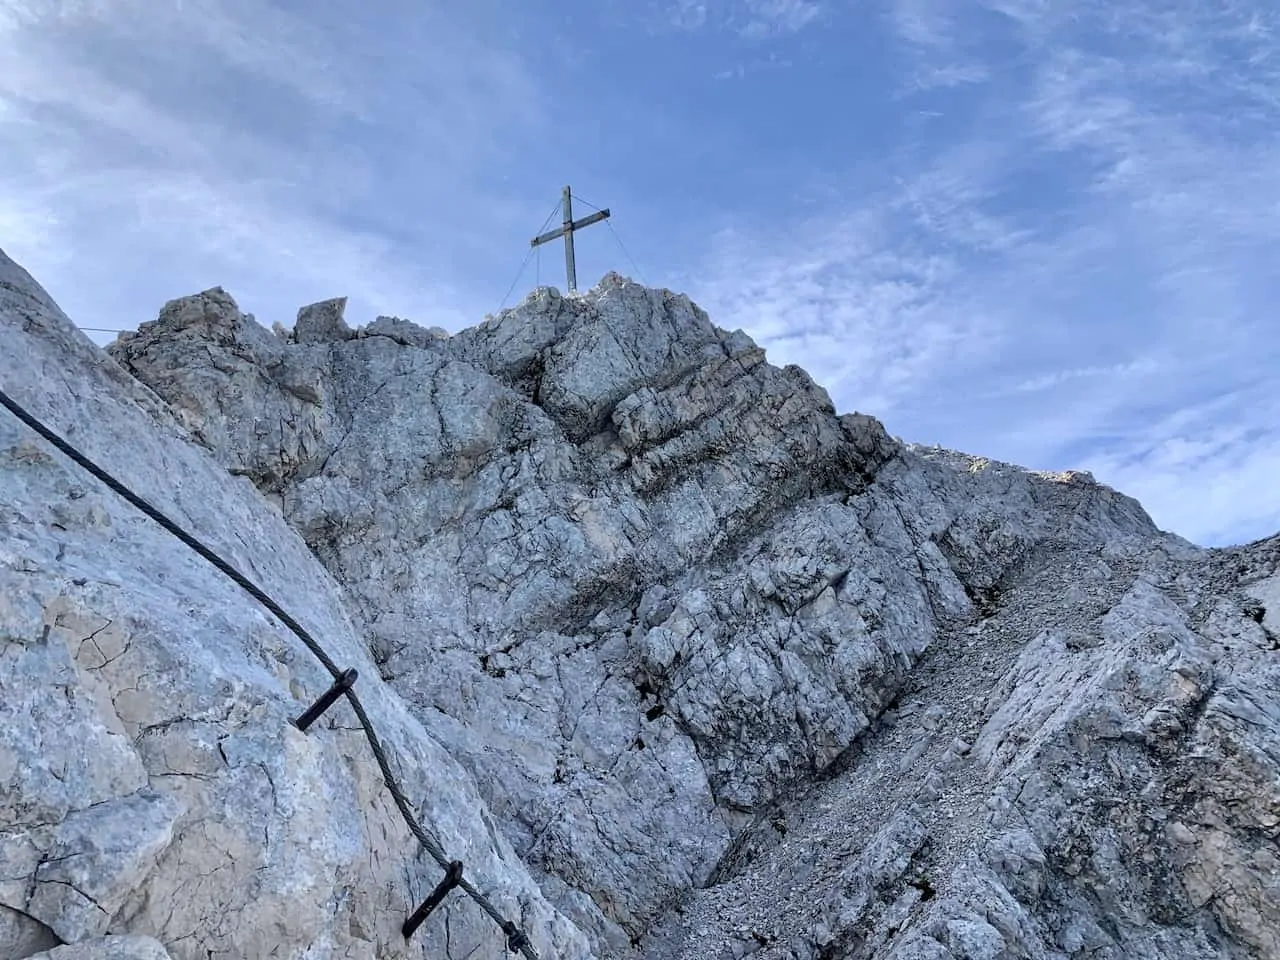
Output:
[529, 185, 610, 293]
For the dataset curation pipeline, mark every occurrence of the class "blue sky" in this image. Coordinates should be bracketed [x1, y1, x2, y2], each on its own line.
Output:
[1, 0, 1277, 547]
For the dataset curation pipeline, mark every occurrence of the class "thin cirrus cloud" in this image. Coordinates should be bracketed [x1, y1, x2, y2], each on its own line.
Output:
[684, 0, 1280, 547]
[1009, 359, 1163, 395]
[887, 0, 990, 90]
[661, 0, 823, 37]
[0, 0, 547, 333]
[0, 0, 1275, 547]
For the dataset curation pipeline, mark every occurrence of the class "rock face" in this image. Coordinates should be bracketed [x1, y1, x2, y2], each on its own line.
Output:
[0, 250, 591, 960]
[3, 248, 1277, 960]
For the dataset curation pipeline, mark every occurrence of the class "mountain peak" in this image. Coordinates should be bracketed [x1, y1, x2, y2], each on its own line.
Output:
[3, 254, 1277, 960]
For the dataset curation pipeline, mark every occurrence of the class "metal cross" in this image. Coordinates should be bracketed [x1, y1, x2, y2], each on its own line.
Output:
[529, 186, 610, 293]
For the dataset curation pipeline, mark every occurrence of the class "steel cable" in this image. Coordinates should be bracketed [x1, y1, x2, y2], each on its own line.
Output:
[0, 385, 541, 959]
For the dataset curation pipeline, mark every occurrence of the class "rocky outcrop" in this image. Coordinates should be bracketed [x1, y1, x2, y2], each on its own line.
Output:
[0, 249, 590, 960]
[294, 297, 355, 344]
[26, 935, 173, 960]
[643, 530, 1279, 960]
[4, 246, 1277, 960]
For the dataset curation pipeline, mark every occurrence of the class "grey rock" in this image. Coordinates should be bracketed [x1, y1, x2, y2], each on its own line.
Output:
[26, 789, 183, 942]
[361, 314, 449, 348]
[0, 906, 59, 957]
[4, 247, 1277, 960]
[293, 296, 353, 343]
[1, 247, 589, 960]
[27, 935, 173, 960]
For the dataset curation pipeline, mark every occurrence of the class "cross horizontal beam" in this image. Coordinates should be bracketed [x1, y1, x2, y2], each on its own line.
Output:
[530, 209, 610, 248]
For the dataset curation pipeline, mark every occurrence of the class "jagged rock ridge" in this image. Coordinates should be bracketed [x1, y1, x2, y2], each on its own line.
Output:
[0, 251, 591, 960]
[3, 249, 1277, 960]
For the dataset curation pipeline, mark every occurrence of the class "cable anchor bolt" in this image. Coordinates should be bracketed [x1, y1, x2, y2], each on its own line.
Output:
[403, 860, 464, 939]
[292, 668, 358, 732]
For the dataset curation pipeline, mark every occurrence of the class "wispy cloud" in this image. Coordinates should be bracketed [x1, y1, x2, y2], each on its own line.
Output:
[667, 0, 710, 31]
[688, 0, 1280, 545]
[1078, 383, 1280, 546]
[662, 0, 824, 37]
[2, 0, 1275, 546]
[686, 204, 1007, 415]
[740, 0, 823, 38]
[712, 51, 795, 80]
[1008, 359, 1164, 395]
[0, 0, 545, 333]
[888, 0, 991, 90]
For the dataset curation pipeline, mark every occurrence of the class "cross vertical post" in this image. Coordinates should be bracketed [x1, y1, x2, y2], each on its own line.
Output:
[561, 186, 577, 294]
[530, 186, 610, 293]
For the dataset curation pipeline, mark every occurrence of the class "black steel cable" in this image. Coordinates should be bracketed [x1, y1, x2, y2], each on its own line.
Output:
[498, 199, 562, 312]
[0, 385, 541, 959]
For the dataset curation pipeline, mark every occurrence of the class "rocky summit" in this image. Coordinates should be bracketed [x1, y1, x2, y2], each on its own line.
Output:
[1, 245, 1276, 960]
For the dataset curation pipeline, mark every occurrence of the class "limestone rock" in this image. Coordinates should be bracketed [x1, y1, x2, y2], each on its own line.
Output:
[294, 296, 353, 343]
[5, 245, 1278, 960]
[1, 247, 590, 960]
[106, 287, 331, 493]
[27, 935, 173, 960]
[362, 315, 450, 348]
[25, 789, 184, 943]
